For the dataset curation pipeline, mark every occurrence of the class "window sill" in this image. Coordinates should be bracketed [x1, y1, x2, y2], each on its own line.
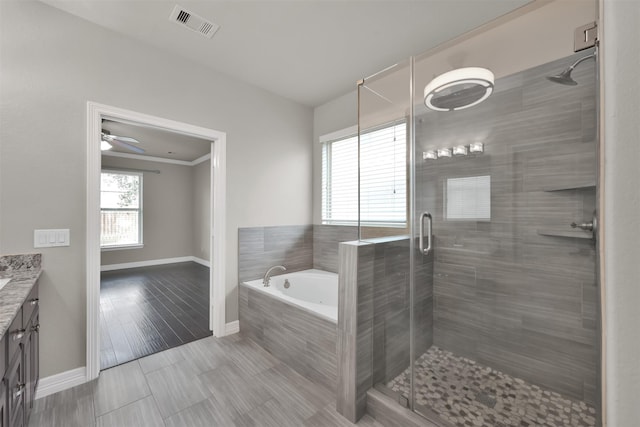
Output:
[101, 244, 144, 252]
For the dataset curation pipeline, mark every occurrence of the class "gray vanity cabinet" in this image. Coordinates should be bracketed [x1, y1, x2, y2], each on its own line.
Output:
[2, 280, 39, 427]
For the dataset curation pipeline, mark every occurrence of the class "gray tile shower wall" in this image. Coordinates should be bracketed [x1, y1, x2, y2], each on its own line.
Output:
[337, 241, 375, 423]
[313, 225, 359, 273]
[415, 51, 598, 404]
[238, 284, 337, 392]
[238, 225, 313, 282]
[372, 237, 433, 386]
[337, 237, 434, 423]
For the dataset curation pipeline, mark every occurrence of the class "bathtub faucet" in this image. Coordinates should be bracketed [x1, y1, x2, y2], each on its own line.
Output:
[263, 265, 286, 287]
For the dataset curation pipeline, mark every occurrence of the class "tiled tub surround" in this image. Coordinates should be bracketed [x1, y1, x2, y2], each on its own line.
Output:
[238, 224, 358, 282]
[238, 225, 313, 283]
[415, 50, 599, 407]
[0, 253, 42, 336]
[238, 224, 358, 394]
[313, 224, 358, 273]
[337, 237, 433, 422]
[388, 347, 596, 427]
[239, 278, 338, 392]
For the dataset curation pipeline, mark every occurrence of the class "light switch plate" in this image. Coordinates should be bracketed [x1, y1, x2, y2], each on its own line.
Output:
[34, 229, 70, 248]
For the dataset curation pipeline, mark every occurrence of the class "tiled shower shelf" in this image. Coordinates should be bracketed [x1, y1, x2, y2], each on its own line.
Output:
[543, 182, 596, 192]
[537, 228, 592, 239]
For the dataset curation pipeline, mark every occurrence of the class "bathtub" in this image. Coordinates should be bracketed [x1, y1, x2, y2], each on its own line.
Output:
[241, 269, 338, 323]
[239, 268, 338, 391]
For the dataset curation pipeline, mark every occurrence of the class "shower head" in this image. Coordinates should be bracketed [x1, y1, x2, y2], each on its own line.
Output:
[546, 68, 578, 86]
[546, 53, 595, 86]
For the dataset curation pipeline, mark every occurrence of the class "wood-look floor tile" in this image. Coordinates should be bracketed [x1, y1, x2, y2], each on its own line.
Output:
[100, 262, 211, 370]
[145, 358, 212, 419]
[222, 338, 278, 376]
[164, 395, 235, 427]
[178, 335, 231, 375]
[304, 403, 386, 427]
[201, 363, 272, 419]
[96, 396, 164, 427]
[28, 393, 95, 427]
[93, 361, 150, 417]
[138, 345, 184, 375]
[233, 398, 303, 427]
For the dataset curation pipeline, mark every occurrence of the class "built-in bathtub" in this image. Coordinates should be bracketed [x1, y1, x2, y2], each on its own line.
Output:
[239, 269, 338, 392]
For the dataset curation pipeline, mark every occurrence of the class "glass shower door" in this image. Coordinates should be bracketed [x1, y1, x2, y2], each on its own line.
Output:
[408, 49, 600, 427]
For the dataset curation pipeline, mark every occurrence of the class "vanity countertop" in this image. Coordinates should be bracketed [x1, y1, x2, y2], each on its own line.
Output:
[0, 254, 42, 338]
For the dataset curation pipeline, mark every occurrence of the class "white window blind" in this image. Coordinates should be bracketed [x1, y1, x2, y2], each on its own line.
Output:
[100, 171, 143, 248]
[322, 122, 406, 226]
[445, 175, 491, 220]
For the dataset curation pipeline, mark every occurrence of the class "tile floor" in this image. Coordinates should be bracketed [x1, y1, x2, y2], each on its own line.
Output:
[30, 334, 385, 427]
[387, 346, 597, 427]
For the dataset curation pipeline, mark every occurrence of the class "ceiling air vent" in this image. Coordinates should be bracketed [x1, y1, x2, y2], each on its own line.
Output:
[169, 5, 220, 39]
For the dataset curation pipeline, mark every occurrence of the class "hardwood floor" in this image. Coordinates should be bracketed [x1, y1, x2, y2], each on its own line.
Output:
[100, 262, 212, 370]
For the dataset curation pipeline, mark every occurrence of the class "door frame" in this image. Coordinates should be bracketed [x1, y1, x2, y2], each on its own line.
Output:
[86, 102, 227, 380]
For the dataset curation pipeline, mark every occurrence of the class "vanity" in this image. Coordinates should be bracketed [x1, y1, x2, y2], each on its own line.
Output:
[0, 255, 41, 427]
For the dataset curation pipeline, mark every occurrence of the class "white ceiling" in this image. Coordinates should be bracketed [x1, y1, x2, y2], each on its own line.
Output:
[102, 120, 211, 161]
[41, 0, 532, 107]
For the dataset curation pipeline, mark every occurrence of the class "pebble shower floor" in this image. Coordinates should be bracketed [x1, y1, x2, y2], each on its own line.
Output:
[387, 347, 596, 427]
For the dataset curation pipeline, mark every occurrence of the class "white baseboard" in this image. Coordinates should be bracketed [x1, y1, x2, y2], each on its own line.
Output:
[191, 256, 211, 268]
[225, 320, 240, 335]
[101, 256, 210, 271]
[35, 367, 87, 400]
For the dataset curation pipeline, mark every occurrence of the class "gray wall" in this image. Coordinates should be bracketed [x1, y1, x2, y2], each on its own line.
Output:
[417, 53, 598, 404]
[192, 159, 211, 261]
[100, 156, 195, 265]
[602, 1, 640, 425]
[0, 1, 312, 378]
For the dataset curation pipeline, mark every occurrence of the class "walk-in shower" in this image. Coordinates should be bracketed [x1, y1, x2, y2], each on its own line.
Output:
[356, 45, 600, 427]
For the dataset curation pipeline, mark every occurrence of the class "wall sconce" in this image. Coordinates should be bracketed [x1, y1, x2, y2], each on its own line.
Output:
[423, 150, 438, 160]
[470, 142, 484, 153]
[437, 148, 452, 158]
[453, 145, 468, 156]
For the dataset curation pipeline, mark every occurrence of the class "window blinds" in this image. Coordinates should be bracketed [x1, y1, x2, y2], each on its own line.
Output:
[322, 122, 407, 226]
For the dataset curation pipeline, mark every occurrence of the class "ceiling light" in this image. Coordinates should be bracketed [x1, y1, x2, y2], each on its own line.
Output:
[424, 67, 494, 112]
[101, 140, 112, 151]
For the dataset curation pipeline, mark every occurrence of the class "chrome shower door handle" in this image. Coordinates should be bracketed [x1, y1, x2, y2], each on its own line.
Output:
[419, 212, 433, 255]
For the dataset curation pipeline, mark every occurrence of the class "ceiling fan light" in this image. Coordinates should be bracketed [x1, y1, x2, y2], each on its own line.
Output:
[101, 140, 112, 151]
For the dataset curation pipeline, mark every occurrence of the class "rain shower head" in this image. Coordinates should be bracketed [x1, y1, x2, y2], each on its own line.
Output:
[546, 53, 595, 86]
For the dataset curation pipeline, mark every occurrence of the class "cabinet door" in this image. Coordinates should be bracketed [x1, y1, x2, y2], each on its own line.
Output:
[6, 350, 23, 427]
[24, 310, 38, 417]
[0, 380, 7, 427]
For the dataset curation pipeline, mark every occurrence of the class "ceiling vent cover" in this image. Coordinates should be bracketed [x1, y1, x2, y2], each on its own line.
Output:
[169, 5, 220, 39]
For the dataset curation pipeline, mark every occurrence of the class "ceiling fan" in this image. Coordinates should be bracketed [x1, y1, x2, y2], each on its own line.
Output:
[101, 130, 145, 154]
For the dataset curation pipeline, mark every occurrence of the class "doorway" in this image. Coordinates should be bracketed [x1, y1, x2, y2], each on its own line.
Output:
[86, 102, 227, 380]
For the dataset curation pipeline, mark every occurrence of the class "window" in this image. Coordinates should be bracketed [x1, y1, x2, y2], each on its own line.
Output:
[322, 122, 406, 227]
[100, 171, 143, 248]
[444, 175, 491, 220]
